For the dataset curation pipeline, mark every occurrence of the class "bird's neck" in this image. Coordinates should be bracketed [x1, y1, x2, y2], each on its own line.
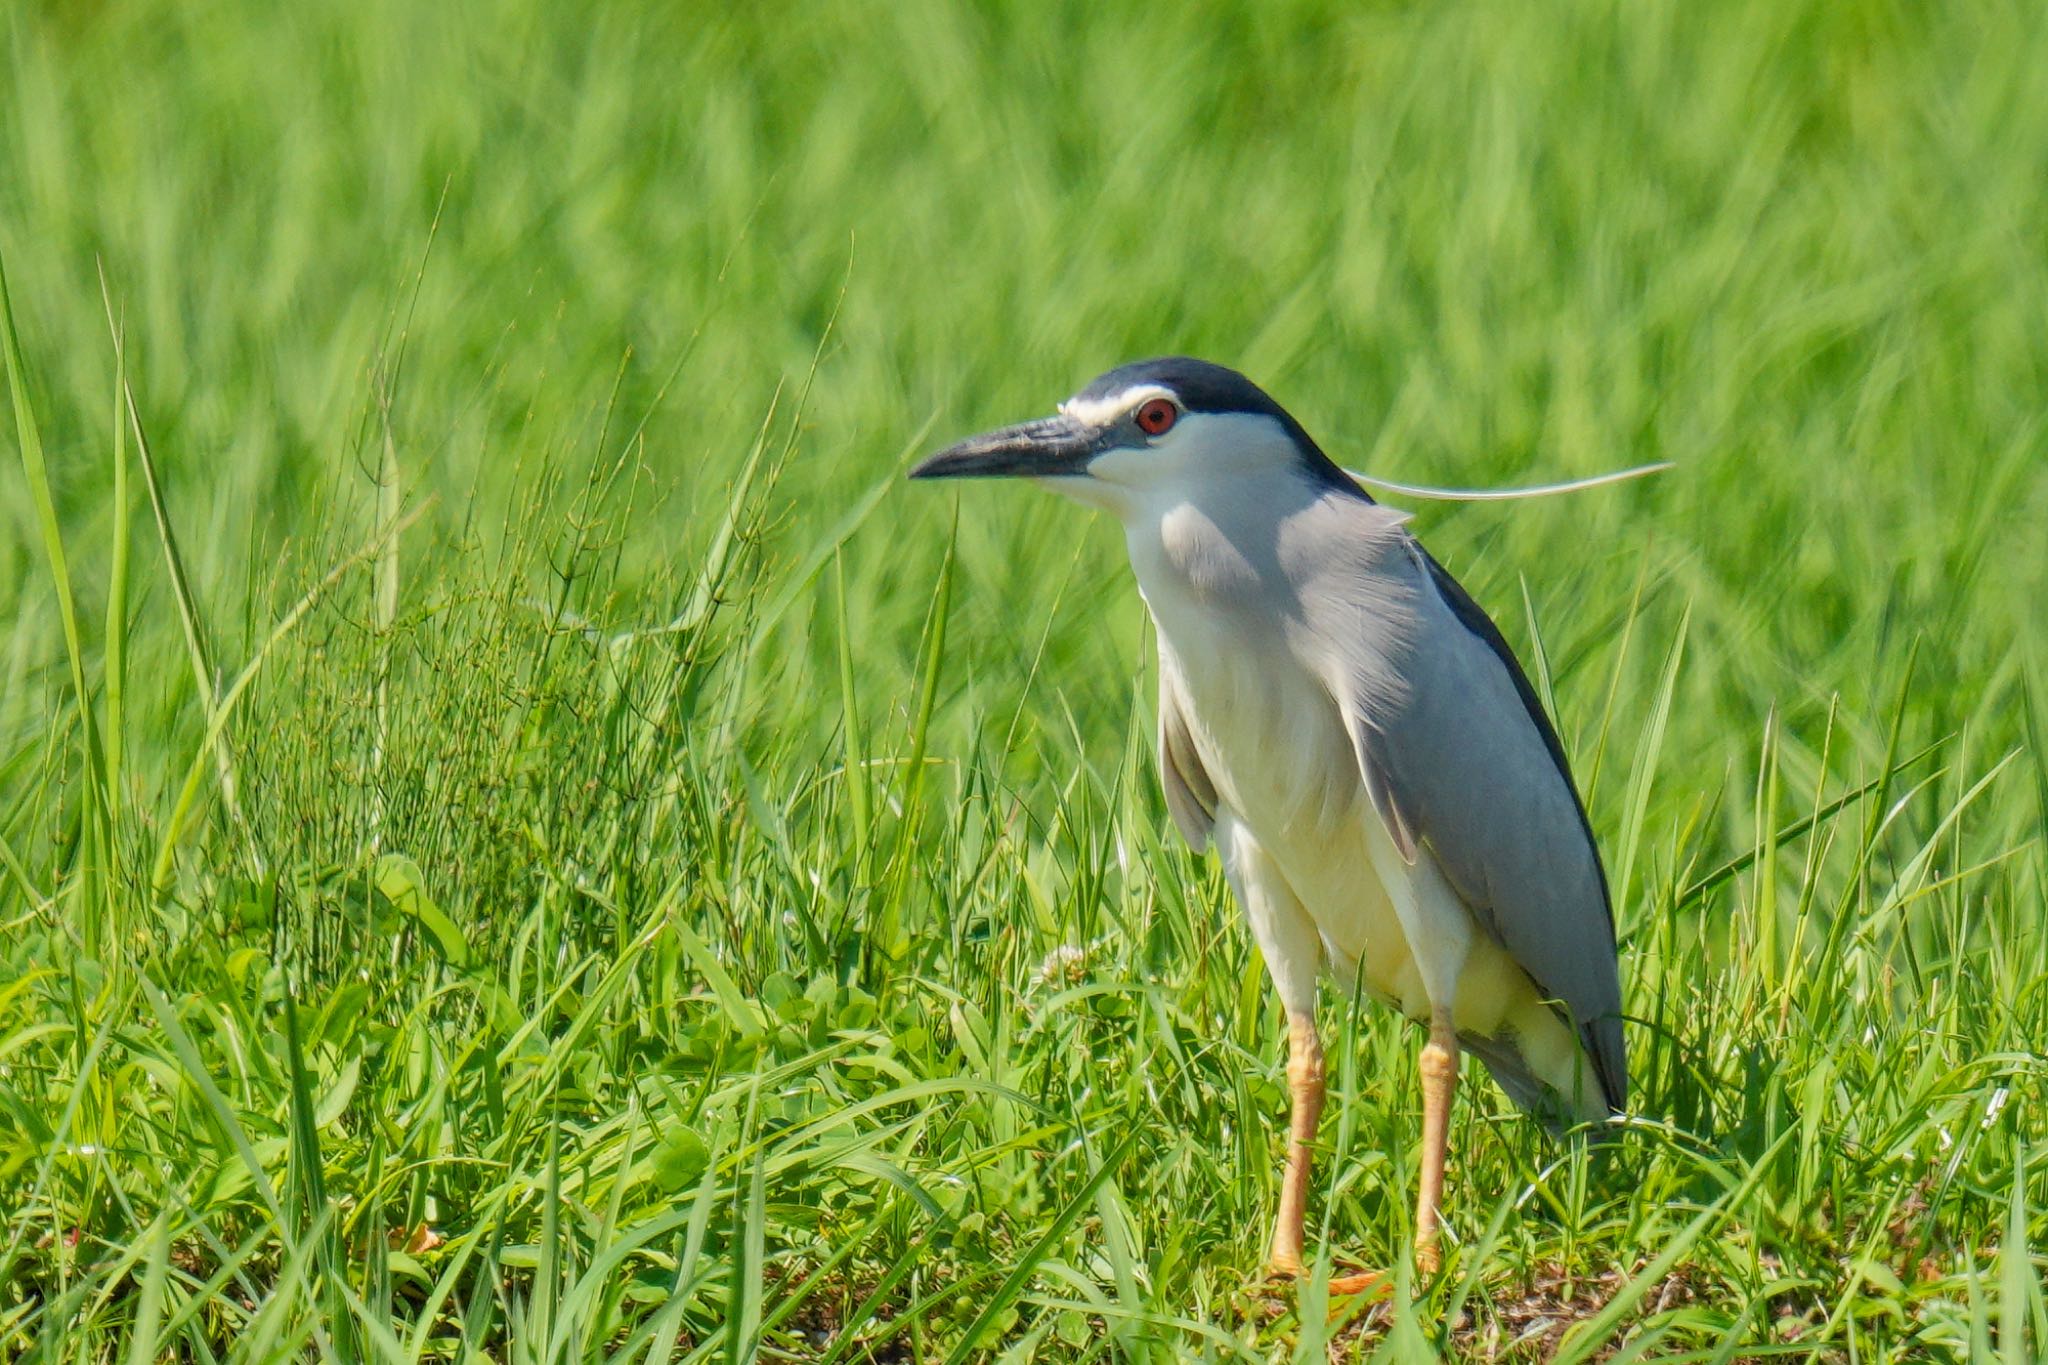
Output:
[1118, 470, 1326, 607]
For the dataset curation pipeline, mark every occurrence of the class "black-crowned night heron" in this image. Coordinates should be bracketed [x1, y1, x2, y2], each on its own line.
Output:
[911, 358, 1625, 1290]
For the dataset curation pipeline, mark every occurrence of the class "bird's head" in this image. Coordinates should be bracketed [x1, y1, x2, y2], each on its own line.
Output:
[910, 357, 1349, 516]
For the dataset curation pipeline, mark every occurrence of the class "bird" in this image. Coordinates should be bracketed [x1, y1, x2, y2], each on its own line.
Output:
[909, 357, 1626, 1289]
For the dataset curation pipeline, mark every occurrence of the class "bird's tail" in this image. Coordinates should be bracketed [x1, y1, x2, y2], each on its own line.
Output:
[1460, 1030, 1613, 1134]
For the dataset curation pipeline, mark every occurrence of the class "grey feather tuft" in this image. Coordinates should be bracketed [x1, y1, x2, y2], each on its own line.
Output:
[1159, 669, 1218, 848]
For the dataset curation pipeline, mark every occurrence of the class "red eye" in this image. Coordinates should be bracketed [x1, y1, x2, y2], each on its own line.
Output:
[1134, 398, 1179, 436]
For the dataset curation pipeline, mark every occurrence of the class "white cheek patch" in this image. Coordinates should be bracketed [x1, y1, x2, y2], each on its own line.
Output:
[1086, 446, 1155, 485]
[1058, 385, 1175, 427]
[1088, 411, 1299, 491]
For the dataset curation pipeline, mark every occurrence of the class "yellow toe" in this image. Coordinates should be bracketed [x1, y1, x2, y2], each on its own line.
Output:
[1326, 1270, 1389, 1299]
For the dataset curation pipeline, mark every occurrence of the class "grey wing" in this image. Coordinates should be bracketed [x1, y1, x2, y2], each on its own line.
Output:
[1158, 658, 1217, 849]
[1345, 539, 1626, 1112]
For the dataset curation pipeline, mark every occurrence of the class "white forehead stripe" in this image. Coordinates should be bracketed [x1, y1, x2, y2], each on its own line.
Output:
[1058, 385, 1176, 426]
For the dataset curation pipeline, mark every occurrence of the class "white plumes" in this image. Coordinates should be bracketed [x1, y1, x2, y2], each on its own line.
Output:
[1346, 460, 1672, 502]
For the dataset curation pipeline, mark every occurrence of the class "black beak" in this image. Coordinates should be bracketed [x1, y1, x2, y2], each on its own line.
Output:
[908, 414, 1103, 481]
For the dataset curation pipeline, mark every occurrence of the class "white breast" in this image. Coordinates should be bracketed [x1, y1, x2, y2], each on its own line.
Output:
[1151, 597, 1358, 841]
[1129, 495, 1418, 1004]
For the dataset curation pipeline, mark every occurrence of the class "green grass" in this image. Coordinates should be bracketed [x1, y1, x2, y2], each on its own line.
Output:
[2, 0, 2046, 1359]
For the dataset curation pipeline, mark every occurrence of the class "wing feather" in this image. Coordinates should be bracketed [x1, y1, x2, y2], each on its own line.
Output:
[1158, 661, 1217, 849]
[1339, 534, 1627, 1112]
[1354, 716, 1418, 863]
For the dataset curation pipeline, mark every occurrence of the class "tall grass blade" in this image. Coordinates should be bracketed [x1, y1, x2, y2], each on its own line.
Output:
[899, 503, 955, 841]
[102, 289, 130, 849]
[104, 276, 247, 834]
[1998, 1145, 2035, 1365]
[726, 1078, 767, 1365]
[0, 241, 109, 920]
[1612, 604, 1689, 927]
[150, 504, 427, 893]
[942, 1128, 1141, 1365]
[120, 1218, 173, 1365]
[834, 550, 872, 859]
[1551, 1130, 1795, 1364]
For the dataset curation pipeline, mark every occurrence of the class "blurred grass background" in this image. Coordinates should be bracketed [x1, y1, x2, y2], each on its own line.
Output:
[1, 0, 2045, 1359]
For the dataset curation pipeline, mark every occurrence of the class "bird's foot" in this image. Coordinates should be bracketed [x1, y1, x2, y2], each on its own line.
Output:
[1264, 1254, 1389, 1300]
[1264, 1250, 1305, 1283]
[1326, 1269, 1388, 1298]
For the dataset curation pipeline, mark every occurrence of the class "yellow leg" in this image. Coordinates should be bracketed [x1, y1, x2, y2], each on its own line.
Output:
[1266, 1011, 1323, 1278]
[1414, 1007, 1459, 1275]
